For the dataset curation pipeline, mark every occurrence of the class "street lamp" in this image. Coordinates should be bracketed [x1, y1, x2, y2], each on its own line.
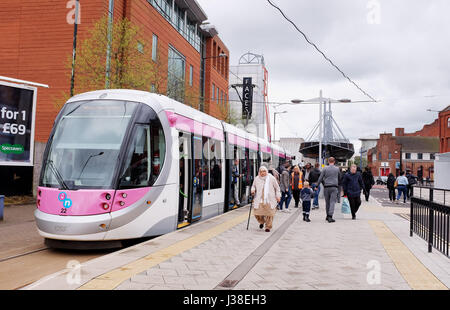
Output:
[203, 52, 227, 60]
[273, 111, 287, 142]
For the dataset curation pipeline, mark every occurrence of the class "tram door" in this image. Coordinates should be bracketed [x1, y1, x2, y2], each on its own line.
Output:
[192, 135, 203, 221]
[178, 132, 191, 228]
[240, 148, 250, 205]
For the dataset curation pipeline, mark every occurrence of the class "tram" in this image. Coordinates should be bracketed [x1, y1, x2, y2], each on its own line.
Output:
[35, 90, 293, 247]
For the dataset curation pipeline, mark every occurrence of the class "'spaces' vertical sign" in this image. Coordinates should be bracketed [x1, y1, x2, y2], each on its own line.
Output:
[0, 81, 36, 166]
[242, 77, 253, 120]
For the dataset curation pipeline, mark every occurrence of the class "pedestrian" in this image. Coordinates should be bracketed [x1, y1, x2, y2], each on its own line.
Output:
[362, 166, 375, 202]
[303, 163, 312, 183]
[291, 165, 303, 208]
[342, 164, 365, 220]
[406, 169, 417, 199]
[268, 165, 280, 185]
[231, 159, 242, 207]
[337, 167, 344, 204]
[300, 181, 314, 222]
[317, 157, 340, 223]
[417, 167, 423, 186]
[279, 163, 292, 213]
[387, 173, 396, 202]
[251, 166, 281, 232]
[395, 171, 409, 204]
[309, 162, 321, 209]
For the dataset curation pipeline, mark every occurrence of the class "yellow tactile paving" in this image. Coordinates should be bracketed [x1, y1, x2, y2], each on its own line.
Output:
[78, 212, 249, 290]
[368, 220, 448, 290]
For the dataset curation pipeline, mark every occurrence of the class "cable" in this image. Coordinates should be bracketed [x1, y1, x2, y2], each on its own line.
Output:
[266, 0, 377, 103]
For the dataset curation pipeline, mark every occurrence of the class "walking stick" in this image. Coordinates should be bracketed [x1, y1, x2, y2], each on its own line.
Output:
[246, 193, 254, 230]
[246, 202, 253, 230]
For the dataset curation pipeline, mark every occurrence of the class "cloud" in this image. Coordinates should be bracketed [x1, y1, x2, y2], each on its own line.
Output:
[197, 0, 450, 151]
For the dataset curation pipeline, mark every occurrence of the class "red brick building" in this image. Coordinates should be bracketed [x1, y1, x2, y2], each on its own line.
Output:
[438, 105, 450, 153]
[368, 120, 440, 179]
[0, 0, 230, 194]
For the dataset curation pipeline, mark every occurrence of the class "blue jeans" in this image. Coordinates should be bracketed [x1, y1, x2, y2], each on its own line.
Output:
[279, 190, 292, 210]
[397, 185, 407, 202]
[312, 183, 320, 207]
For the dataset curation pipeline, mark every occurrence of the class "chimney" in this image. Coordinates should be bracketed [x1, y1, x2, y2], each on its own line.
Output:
[395, 128, 404, 136]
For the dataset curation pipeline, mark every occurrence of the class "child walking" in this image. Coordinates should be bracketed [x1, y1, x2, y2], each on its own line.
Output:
[300, 181, 314, 222]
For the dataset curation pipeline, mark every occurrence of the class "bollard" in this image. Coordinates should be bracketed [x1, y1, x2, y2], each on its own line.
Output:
[0, 195, 4, 221]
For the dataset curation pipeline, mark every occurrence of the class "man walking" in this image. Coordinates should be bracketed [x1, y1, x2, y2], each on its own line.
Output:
[278, 163, 292, 212]
[317, 157, 340, 223]
[309, 163, 321, 209]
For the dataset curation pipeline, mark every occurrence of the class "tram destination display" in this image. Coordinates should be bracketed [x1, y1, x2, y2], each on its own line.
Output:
[0, 81, 36, 166]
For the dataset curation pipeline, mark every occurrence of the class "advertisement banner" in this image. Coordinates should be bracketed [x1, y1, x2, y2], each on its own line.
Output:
[0, 81, 36, 166]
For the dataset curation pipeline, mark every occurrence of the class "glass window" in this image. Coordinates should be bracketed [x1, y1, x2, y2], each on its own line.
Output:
[119, 120, 165, 188]
[405, 153, 411, 159]
[209, 139, 222, 189]
[212, 83, 215, 101]
[152, 34, 158, 61]
[217, 87, 220, 104]
[378, 152, 382, 160]
[430, 153, 435, 160]
[263, 152, 271, 164]
[418, 153, 423, 160]
[189, 65, 193, 87]
[167, 45, 185, 102]
[202, 137, 210, 190]
[137, 41, 144, 54]
[388, 152, 392, 160]
[41, 100, 138, 189]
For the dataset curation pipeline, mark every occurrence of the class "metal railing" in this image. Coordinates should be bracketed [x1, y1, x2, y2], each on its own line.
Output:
[410, 187, 450, 258]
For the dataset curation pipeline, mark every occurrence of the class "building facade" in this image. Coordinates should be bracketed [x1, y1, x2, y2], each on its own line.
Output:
[228, 53, 270, 140]
[368, 121, 440, 179]
[0, 0, 229, 195]
[438, 105, 450, 153]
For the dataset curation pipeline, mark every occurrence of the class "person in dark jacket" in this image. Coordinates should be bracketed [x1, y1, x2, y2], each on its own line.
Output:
[362, 167, 375, 202]
[342, 164, 365, 220]
[386, 173, 396, 202]
[309, 163, 321, 209]
[406, 169, 417, 199]
[300, 181, 314, 222]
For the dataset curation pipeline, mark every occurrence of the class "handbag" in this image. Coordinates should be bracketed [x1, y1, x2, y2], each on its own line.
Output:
[394, 180, 398, 188]
[341, 197, 351, 214]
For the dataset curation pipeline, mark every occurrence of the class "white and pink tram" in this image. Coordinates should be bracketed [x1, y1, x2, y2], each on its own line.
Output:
[35, 90, 294, 248]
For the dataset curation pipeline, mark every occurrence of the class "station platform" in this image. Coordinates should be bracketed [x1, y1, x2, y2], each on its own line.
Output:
[24, 197, 450, 290]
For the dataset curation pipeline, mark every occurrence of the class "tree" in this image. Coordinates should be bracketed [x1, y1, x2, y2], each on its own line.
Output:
[55, 15, 163, 110]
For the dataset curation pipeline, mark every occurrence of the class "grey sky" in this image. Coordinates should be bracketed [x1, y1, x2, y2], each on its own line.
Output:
[197, 0, 450, 153]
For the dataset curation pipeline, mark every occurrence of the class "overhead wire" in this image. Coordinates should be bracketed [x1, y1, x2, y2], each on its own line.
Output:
[266, 0, 377, 103]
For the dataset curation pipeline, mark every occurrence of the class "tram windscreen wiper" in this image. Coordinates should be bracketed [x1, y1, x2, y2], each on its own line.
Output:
[46, 160, 70, 190]
[78, 152, 105, 180]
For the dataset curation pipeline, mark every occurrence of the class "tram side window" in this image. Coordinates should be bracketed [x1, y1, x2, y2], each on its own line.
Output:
[263, 152, 271, 166]
[119, 125, 151, 188]
[202, 137, 210, 190]
[273, 154, 280, 170]
[119, 121, 165, 188]
[150, 122, 165, 185]
[209, 139, 222, 189]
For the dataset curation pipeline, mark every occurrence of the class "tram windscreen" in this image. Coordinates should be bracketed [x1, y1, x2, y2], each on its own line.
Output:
[41, 100, 138, 189]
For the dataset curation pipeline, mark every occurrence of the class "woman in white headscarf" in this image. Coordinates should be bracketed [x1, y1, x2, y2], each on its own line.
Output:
[251, 166, 281, 232]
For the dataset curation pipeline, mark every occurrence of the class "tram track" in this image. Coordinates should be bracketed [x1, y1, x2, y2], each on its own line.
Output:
[0, 247, 50, 264]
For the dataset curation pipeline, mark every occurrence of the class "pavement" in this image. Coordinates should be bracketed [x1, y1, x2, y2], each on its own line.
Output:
[21, 193, 450, 290]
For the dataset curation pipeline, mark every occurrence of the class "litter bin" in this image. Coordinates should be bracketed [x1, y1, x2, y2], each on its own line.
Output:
[0, 195, 4, 221]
